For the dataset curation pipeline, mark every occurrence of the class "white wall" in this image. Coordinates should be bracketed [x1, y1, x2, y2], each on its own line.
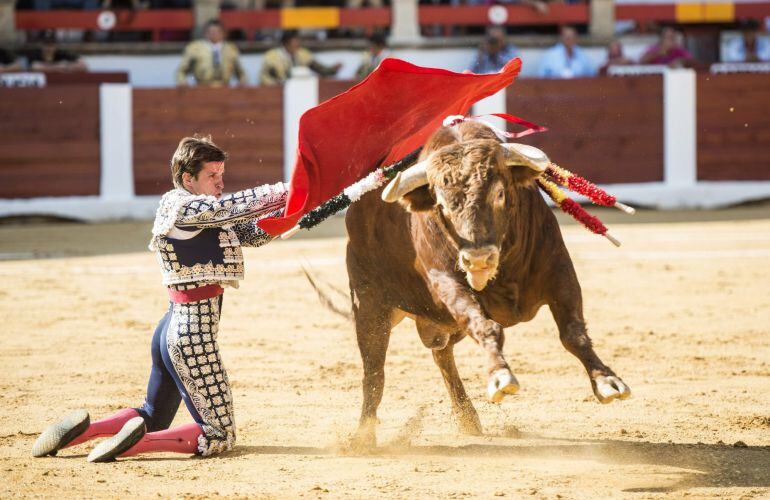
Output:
[83, 42, 654, 88]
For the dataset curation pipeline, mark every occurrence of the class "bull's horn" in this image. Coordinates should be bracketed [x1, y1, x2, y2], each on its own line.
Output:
[501, 143, 550, 173]
[381, 159, 429, 202]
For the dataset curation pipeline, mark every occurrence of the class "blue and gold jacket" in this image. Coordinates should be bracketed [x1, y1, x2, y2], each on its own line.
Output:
[149, 183, 287, 288]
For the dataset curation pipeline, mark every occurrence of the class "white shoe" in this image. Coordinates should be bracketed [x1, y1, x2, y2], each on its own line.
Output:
[87, 417, 146, 463]
[32, 410, 90, 458]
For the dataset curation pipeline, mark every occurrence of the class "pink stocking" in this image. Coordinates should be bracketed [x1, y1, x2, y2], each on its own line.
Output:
[120, 423, 202, 457]
[65, 408, 140, 448]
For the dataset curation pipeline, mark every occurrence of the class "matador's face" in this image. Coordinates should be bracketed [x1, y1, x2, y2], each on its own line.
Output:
[185, 161, 225, 198]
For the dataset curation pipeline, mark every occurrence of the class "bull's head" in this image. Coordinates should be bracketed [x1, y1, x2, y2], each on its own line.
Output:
[382, 136, 549, 291]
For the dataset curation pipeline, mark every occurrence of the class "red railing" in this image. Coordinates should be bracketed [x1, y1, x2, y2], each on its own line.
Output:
[14, 3, 770, 41]
[419, 5, 588, 26]
[14, 6, 586, 37]
[615, 2, 770, 23]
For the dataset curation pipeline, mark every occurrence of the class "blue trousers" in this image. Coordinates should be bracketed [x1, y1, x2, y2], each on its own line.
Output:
[135, 295, 235, 455]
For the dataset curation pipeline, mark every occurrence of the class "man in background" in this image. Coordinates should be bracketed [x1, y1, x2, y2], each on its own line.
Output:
[0, 46, 22, 72]
[28, 30, 87, 72]
[176, 19, 248, 87]
[259, 30, 341, 86]
[599, 39, 633, 75]
[470, 26, 518, 74]
[355, 33, 388, 80]
[724, 19, 770, 62]
[538, 26, 596, 79]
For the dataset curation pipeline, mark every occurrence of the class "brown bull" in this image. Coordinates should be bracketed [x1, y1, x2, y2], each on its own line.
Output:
[344, 120, 630, 447]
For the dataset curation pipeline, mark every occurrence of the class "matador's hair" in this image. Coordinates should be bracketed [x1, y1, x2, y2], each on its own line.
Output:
[170, 135, 228, 189]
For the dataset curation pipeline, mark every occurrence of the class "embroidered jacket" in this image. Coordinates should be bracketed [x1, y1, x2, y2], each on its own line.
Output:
[150, 183, 287, 288]
[175, 39, 248, 87]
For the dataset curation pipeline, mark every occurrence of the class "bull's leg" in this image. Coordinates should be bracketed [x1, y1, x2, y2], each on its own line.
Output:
[431, 343, 483, 435]
[415, 318, 482, 434]
[351, 291, 392, 449]
[426, 270, 518, 403]
[549, 294, 631, 404]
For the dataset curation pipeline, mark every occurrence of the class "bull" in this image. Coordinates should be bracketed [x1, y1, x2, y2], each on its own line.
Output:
[343, 120, 630, 447]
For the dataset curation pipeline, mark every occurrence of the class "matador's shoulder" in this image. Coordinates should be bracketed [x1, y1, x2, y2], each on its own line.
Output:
[149, 189, 213, 250]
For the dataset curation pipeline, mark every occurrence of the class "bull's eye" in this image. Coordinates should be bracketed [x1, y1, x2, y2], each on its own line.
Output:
[495, 187, 505, 205]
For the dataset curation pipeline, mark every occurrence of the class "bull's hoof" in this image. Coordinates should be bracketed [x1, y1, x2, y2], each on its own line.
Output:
[350, 433, 376, 453]
[457, 414, 483, 436]
[350, 424, 377, 452]
[487, 369, 519, 403]
[593, 375, 631, 404]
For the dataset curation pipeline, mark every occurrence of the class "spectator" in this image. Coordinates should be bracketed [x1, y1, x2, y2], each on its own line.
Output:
[0, 47, 22, 73]
[176, 19, 247, 87]
[232, 0, 294, 9]
[102, 0, 149, 9]
[470, 26, 518, 74]
[259, 30, 342, 86]
[639, 27, 696, 68]
[355, 32, 389, 80]
[32, 0, 99, 9]
[537, 26, 596, 79]
[724, 19, 770, 62]
[347, 0, 383, 6]
[598, 39, 633, 75]
[28, 31, 87, 72]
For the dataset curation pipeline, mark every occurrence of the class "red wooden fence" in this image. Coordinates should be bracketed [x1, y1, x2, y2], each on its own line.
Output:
[132, 87, 284, 195]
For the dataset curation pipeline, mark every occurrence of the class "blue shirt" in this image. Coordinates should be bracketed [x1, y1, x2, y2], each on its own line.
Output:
[723, 36, 770, 62]
[537, 43, 596, 79]
[471, 44, 519, 74]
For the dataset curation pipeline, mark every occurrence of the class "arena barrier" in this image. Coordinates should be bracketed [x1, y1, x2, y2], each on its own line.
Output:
[1, 67, 769, 221]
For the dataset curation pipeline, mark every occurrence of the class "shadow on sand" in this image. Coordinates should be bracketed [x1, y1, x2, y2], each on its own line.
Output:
[228, 437, 769, 493]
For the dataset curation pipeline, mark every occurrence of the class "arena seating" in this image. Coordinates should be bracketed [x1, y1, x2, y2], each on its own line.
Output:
[13, 3, 770, 41]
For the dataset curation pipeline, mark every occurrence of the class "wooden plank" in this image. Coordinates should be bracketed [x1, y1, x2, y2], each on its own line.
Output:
[0, 86, 100, 198]
[132, 87, 284, 195]
[506, 76, 664, 184]
[319, 80, 357, 104]
[697, 73, 770, 181]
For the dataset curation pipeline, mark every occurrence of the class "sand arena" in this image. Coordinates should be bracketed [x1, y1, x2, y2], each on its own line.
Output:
[1, 207, 768, 498]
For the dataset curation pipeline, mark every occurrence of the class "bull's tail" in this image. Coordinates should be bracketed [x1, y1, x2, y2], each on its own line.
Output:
[301, 264, 354, 322]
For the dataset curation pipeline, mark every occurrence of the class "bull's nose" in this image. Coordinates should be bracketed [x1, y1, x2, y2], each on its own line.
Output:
[459, 246, 499, 272]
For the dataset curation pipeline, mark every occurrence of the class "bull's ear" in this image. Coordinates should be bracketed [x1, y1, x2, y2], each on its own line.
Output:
[507, 165, 543, 186]
[398, 185, 436, 212]
[501, 143, 548, 185]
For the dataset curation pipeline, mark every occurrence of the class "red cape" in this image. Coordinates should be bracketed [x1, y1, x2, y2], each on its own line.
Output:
[258, 57, 522, 236]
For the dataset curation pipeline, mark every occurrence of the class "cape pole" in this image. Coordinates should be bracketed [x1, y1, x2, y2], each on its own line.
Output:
[280, 147, 423, 240]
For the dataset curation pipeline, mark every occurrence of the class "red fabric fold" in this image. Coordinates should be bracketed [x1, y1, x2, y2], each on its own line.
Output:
[258, 57, 524, 236]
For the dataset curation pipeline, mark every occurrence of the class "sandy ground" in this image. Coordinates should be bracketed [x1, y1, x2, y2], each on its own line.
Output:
[0, 209, 769, 499]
